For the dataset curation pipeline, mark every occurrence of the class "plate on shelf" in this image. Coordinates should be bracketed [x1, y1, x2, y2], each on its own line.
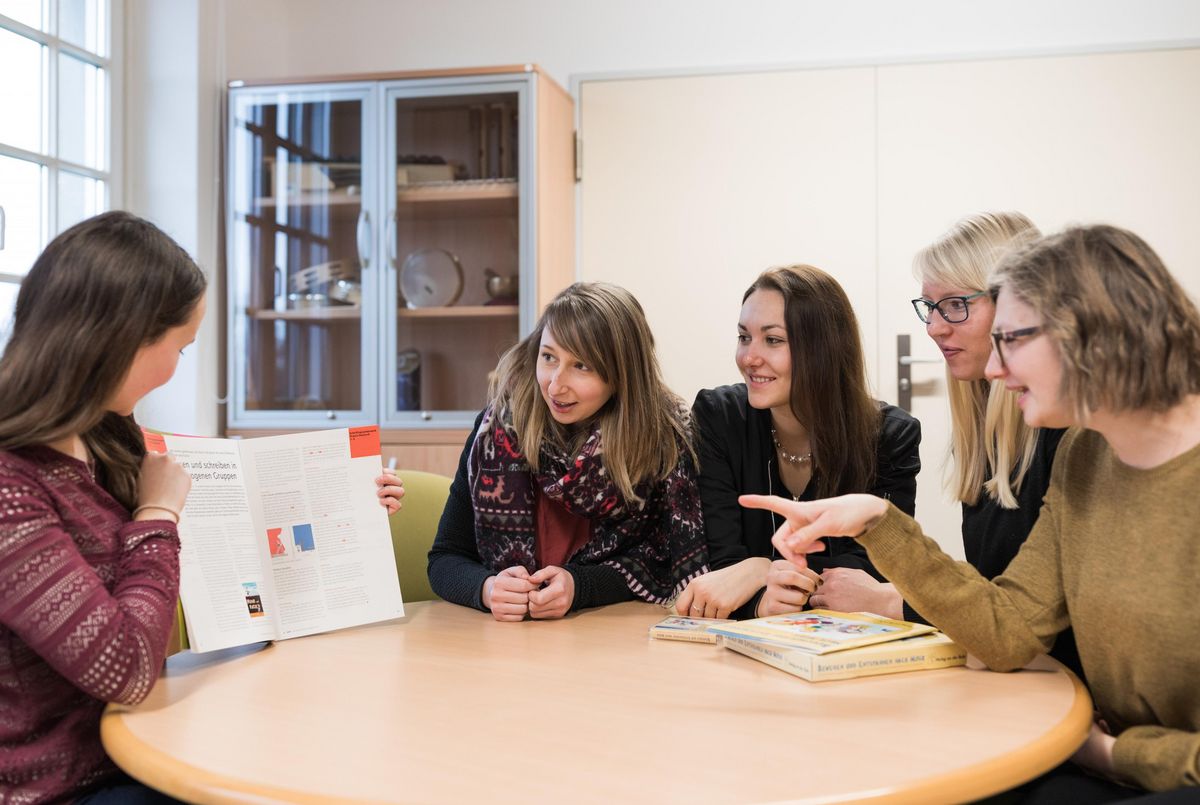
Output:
[399, 248, 464, 309]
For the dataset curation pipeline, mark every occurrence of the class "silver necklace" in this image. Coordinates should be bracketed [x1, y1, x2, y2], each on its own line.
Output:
[770, 428, 812, 465]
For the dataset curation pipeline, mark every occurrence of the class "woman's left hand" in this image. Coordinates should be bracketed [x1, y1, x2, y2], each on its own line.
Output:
[376, 469, 405, 515]
[527, 566, 575, 619]
[1071, 719, 1117, 779]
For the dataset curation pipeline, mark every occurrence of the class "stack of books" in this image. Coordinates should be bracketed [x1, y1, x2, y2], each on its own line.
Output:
[708, 610, 967, 682]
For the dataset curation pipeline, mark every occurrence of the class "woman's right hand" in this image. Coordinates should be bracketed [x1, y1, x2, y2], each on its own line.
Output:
[482, 566, 535, 622]
[136, 451, 192, 520]
[739, 493, 889, 568]
[756, 560, 821, 617]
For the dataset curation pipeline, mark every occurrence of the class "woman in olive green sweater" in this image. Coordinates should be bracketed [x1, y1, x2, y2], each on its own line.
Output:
[745, 224, 1200, 800]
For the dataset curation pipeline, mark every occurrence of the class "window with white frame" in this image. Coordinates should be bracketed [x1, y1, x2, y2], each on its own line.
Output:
[0, 0, 114, 348]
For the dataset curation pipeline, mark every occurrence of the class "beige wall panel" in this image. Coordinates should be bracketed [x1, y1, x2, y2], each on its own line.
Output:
[877, 48, 1200, 557]
[579, 69, 878, 405]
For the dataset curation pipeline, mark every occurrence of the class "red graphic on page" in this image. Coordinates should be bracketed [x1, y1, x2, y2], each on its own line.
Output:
[267, 527, 287, 557]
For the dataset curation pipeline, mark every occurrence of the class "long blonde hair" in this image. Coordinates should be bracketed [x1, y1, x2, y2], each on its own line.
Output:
[913, 212, 1040, 508]
[488, 282, 693, 506]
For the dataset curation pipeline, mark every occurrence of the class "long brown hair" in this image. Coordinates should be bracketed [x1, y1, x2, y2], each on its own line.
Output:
[0, 211, 207, 509]
[744, 266, 880, 498]
[488, 282, 693, 506]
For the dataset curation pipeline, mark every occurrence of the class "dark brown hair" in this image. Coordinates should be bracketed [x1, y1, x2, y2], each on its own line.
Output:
[992, 224, 1200, 420]
[744, 266, 881, 498]
[0, 211, 207, 508]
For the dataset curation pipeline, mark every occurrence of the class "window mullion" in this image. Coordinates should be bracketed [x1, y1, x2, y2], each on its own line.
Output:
[47, 33, 58, 235]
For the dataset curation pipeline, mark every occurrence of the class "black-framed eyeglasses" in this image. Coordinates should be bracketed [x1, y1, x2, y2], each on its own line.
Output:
[990, 326, 1043, 369]
[911, 291, 988, 324]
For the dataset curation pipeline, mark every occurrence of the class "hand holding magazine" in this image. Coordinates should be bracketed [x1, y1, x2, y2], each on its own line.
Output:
[146, 425, 404, 652]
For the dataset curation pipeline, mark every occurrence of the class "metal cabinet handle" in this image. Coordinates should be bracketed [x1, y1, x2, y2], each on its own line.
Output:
[896, 334, 941, 412]
[356, 210, 371, 270]
[386, 211, 398, 269]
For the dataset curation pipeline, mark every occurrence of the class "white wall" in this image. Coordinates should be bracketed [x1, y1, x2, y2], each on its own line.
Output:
[129, 0, 1200, 433]
[225, 0, 1200, 88]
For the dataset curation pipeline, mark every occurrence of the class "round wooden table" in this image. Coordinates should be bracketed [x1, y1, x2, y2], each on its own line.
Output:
[102, 600, 1091, 804]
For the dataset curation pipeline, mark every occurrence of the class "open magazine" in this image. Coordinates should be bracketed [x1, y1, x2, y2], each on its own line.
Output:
[145, 426, 404, 653]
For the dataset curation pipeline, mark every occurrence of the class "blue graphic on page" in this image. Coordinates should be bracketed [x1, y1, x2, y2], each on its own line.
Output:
[292, 523, 316, 552]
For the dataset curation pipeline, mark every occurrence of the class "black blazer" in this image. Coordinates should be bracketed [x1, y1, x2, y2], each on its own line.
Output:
[692, 384, 922, 617]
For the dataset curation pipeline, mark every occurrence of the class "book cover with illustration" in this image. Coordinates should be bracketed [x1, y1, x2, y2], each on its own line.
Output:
[722, 631, 967, 682]
[649, 615, 736, 644]
[707, 609, 936, 654]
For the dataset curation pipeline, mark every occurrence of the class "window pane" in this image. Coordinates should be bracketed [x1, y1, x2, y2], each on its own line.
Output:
[57, 169, 103, 231]
[57, 52, 105, 169]
[58, 0, 105, 56]
[0, 281, 19, 353]
[0, 0, 46, 30]
[0, 155, 46, 277]
[0, 28, 45, 154]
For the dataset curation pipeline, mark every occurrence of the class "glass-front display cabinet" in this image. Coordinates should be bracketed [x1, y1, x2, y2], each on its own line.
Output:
[226, 67, 574, 466]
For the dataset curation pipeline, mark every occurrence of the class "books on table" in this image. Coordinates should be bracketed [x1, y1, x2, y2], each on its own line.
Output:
[649, 615, 736, 644]
[709, 610, 967, 682]
[145, 425, 404, 653]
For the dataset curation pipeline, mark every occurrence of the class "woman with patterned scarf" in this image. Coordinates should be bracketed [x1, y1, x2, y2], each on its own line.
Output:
[427, 282, 709, 621]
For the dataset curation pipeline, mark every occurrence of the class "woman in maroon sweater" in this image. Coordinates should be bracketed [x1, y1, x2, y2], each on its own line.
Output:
[0, 212, 206, 804]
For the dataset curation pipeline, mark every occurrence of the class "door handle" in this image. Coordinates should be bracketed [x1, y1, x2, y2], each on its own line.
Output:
[356, 210, 371, 270]
[896, 334, 941, 412]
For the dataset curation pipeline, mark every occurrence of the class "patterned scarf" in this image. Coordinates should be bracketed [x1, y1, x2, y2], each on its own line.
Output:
[467, 404, 708, 604]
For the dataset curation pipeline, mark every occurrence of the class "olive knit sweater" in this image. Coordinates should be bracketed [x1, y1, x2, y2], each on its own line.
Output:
[858, 428, 1199, 792]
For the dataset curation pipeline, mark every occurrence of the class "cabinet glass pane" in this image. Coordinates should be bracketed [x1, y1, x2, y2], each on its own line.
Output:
[0, 281, 19, 352]
[0, 280, 18, 350]
[0, 28, 44, 154]
[232, 96, 364, 414]
[58, 0, 106, 56]
[0, 0, 45, 31]
[0, 154, 46, 277]
[57, 51, 105, 169]
[57, 168, 103, 230]
[391, 91, 520, 415]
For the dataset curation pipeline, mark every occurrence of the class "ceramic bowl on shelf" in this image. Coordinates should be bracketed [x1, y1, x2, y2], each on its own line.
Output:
[399, 248, 463, 308]
[484, 268, 518, 301]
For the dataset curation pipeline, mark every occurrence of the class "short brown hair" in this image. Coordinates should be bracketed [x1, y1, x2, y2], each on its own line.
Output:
[991, 224, 1200, 419]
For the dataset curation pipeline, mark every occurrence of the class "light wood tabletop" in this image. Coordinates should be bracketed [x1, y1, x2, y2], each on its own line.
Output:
[101, 600, 1091, 804]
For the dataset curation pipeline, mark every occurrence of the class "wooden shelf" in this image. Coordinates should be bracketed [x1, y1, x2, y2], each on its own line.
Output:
[395, 180, 518, 204]
[246, 306, 361, 321]
[397, 305, 517, 319]
[252, 190, 363, 208]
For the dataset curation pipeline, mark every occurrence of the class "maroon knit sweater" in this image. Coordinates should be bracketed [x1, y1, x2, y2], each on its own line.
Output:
[0, 445, 180, 804]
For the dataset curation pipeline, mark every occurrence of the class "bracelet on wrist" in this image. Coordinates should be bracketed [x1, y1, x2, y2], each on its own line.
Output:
[132, 504, 182, 524]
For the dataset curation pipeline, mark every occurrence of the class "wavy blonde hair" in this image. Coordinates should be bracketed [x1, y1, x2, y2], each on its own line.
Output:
[488, 282, 693, 506]
[913, 212, 1041, 508]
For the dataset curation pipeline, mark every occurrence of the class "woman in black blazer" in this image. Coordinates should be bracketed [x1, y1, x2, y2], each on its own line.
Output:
[675, 265, 921, 620]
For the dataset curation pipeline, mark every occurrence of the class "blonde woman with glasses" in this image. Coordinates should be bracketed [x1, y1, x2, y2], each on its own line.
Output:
[807, 212, 1083, 678]
[747, 224, 1200, 800]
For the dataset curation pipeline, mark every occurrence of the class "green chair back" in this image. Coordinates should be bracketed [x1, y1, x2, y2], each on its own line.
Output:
[390, 469, 452, 603]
